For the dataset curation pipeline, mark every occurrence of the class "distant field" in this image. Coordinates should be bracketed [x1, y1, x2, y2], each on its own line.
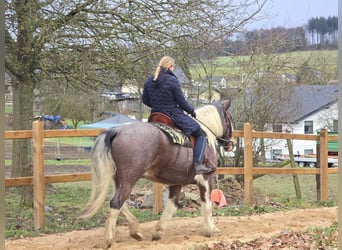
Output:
[190, 50, 338, 81]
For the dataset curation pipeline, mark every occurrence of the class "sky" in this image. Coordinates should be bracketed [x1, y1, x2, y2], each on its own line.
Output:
[249, 0, 338, 29]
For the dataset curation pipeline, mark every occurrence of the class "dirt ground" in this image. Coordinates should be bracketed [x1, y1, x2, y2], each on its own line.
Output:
[4, 143, 338, 249]
[5, 206, 337, 250]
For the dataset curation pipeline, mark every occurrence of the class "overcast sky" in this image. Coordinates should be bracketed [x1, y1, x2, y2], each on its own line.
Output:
[249, 0, 337, 29]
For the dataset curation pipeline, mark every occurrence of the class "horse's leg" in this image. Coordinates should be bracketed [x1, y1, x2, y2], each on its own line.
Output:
[152, 185, 181, 241]
[195, 175, 219, 237]
[120, 202, 143, 240]
[104, 207, 120, 249]
[105, 181, 138, 248]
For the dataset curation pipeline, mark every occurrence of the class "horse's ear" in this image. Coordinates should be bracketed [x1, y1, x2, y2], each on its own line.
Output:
[223, 99, 231, 110]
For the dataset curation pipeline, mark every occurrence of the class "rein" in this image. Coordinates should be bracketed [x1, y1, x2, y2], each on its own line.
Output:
[194, 115, 233, 148]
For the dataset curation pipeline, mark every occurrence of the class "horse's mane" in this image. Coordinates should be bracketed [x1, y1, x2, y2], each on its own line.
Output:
[195, 105, 223, 145]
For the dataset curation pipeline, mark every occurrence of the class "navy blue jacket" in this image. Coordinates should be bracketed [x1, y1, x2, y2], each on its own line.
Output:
[142, 69, 200, 136]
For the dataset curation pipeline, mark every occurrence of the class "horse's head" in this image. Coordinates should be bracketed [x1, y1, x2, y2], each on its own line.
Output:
[214, 99, 235, 152]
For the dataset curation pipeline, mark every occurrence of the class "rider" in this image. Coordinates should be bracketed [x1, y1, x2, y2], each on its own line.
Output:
[142, 55, 212, 174]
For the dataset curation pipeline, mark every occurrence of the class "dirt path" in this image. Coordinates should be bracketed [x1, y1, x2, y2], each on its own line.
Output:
[5, 206, 337, 250]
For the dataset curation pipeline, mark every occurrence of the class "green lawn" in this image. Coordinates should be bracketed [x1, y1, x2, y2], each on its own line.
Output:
[254, 174, 338, 205]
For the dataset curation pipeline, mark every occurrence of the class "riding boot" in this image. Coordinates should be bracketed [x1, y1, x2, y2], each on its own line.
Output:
[193, 135, 212, 174]
[194, 162, 212, 174]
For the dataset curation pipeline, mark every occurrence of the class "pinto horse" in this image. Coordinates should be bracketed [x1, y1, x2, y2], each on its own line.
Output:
[80, 99, 235, 248]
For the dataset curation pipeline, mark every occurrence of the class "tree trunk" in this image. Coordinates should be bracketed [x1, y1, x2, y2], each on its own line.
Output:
[9, 0, 37, 206]
[316, 143, 320, 201]
[259, 138, 265, 163]
[287, 138, 302, 199]
[11, 80, 35, 206]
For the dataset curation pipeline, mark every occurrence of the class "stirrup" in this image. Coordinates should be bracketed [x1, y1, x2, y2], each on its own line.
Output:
[194, 163, 212, 175]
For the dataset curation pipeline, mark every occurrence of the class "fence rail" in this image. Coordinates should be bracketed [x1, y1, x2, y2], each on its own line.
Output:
[5, 121, 338, 229]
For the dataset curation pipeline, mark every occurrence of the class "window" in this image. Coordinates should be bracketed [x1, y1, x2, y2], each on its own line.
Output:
[304, 149, 313, 156]
[333, 119, 338, 131]
[304, 121, 313, 134]
[272, 124, 282, 132]
[271, 149, 282, 160]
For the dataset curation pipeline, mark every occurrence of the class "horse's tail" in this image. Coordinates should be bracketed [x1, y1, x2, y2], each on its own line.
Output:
[80, 129, 117, 219]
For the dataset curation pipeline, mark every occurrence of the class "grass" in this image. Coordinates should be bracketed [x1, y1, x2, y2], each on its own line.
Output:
[5, 180, 162, 239]
[5, 172, 338, 240]
[309, 221, 338, 248]
[6, 159, 90, 165]
[190, 50, 338, 80]
[45, 137, 95, 147]
[253, 174, 338, 205]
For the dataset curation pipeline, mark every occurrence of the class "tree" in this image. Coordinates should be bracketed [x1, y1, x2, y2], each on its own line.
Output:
[327, 16, 338, 46]
[227, 37, 299, 184]
[5, 0, 265, 205]
[307, 16, 338, 47]
[39, 84, 96, 128]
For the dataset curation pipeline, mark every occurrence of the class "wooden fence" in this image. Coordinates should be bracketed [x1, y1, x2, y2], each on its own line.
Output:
[5, 121, 338, 229]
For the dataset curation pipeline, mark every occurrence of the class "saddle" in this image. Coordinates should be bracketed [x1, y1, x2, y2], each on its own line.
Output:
[148, 112, 215, 170]
[149, 112, 175, 127]
[148, 112, 194, 148]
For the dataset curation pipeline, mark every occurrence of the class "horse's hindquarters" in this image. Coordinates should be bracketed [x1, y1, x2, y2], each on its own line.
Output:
[112, 123, 194, 184]
[111, 123, 165, 168]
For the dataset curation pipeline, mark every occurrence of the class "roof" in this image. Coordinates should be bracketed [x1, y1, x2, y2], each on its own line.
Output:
[231, 83, 338, 124]
[187, 86, 221, 95]
[173, 68, 190, 85]
[80, 113, 137, 129]
[286, 84, 338, 123]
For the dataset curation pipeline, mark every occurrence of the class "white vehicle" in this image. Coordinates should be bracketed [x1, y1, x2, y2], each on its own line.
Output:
[277, 156, 338, 168]
[101, 91, 115, 98]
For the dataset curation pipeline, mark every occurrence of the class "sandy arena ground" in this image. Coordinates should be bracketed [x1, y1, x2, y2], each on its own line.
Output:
[5, 206, 337, 250]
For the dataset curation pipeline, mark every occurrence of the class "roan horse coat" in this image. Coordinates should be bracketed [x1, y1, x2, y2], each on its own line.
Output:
[80, 99, 235, 249]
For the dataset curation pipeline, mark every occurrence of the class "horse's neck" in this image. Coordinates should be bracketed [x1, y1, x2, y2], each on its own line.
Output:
[200, 125, 217, 145]
[196, 107, 221, 145]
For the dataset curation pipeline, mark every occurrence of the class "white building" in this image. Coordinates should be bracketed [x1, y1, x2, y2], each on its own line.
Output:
[266, 84, 338, 160]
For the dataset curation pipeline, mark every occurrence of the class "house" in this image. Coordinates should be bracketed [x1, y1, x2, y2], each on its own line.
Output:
[5, 72, 13, 102]
[187, 85, 221, 104]
[266, 83, 338, 159]
[210, 76, 228, 89]
[174, 67, 190, 86]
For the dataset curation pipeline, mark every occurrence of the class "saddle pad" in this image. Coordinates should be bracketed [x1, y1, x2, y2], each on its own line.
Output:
[153, 123, 191, 147]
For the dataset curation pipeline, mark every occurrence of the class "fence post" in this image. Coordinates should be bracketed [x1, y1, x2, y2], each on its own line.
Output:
[32, 120, 45, 229]
[244, 123, 253, 206]
[316, 142, 321, 201]
[152, 183, 163, 214]
[319, 129, 329, 201]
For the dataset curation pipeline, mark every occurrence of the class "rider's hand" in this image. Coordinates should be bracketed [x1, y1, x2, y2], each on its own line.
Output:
[191, 111, 196, 118]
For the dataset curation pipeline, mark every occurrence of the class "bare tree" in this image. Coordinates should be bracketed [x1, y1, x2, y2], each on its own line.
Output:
[5, 0, 265, 205]
[227, 35, 299, 184]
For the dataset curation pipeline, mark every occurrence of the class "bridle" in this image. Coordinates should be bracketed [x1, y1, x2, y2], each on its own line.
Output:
[216, 109, 234, 150]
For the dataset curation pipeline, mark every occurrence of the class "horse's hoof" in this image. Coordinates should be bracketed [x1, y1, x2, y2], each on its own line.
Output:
[203, 232, 212, 238]
[152, 233, 161, 241]
[105, 242, 112, 250]
[203, 229, 215, 238]
[130, 233, 143, 241]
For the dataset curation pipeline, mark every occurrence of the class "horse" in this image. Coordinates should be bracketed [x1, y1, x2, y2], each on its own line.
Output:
[80, 99, 235, 248]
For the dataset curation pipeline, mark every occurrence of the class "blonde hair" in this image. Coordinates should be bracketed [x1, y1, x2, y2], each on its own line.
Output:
[153, 56, 175, 81]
